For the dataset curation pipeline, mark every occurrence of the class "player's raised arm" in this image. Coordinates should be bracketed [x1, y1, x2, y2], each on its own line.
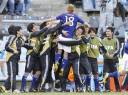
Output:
[31, 26, 48, 37]
[76, 15, 84, 24]
[44, 21, 62, 36]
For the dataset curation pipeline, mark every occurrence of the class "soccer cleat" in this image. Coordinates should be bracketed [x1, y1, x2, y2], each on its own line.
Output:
[13, 89, 20, 93]
[29, 88, 37, 92]
[20, 89, 26, 93]
[76, 87, 84, 92]
[86, 85, 91, 92]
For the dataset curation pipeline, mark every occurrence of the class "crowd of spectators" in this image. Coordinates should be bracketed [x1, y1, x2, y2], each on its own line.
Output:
[0, 0, 32, 16]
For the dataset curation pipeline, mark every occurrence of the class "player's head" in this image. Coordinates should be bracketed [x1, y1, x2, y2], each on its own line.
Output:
[8, 25, 15, 35]
[66, 4, 75, 13]
[75, 26, 85, 37]
[27, 23, 37, 32]
[106, 27, 114, 39]
[40, 20, 54, 29]
[88, 27, 97, 38]
[84, 24, 90, 34]
[14, 26, 23, 37]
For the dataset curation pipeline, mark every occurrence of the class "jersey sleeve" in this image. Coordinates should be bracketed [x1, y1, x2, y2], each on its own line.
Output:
[44, 22, 62, 36]
[113, 38, 120, 57]
[31, 27, 48, 37]
[76, 15, 84, 24]
[98, 37, 103, 47]
[5, 36, 16, 53]
[56, 14, 63, 20]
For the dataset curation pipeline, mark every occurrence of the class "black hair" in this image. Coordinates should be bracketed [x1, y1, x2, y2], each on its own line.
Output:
[106, 27, 114, 32]
[8, 25, 15, 35]
[14, 26, 22, 35]
[40, 21, 47, 30]
[76, 25, 85, 35]
[27, 23, 35, 32]
[88, 27, 97, 34]
[15, 26, 22, 32]
[84, 24, 89, 28]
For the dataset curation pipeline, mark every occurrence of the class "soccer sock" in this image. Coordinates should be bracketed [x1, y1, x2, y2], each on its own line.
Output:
[55, 53, 61, 63]
[86, 75, 91, 87]
[105, 79, 110, 90]
[90, 75, 95, 91]
[94, 78, 99, 90]
[4, 76, 11, 90]
[62, 59, 68, 69]
[109, 71, 119, 78]
[34, 76, 41, 90]
[83, 75, 87, 86]
[21, 76, 27, 90]
[30, 76, 38, 90]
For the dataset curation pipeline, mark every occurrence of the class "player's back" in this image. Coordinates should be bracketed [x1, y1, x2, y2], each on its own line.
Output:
[56, 13, 84, 38]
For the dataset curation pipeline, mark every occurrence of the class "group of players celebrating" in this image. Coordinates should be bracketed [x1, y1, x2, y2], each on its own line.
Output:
[0, 4, 128, 93]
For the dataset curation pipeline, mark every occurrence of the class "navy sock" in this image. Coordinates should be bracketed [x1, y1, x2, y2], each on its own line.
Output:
[94, 78, 99, 90]
[83, 75, 87, 86]
[55, 53, 61, 62]
[86, 75, 91, 87]
[30, 76, 38, 90]
[34, 76, 41, 90]
[105, 79, 110, 90]
[62, 59, 68, 69]
[21, 76, 27, 90]
[4, 77, 11, 90]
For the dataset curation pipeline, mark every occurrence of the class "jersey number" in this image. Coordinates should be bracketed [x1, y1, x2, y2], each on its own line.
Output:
[65, 16, 74, 26]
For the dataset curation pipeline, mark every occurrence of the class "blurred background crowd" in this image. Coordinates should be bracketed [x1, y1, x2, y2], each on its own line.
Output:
[0, 0, 32, 16]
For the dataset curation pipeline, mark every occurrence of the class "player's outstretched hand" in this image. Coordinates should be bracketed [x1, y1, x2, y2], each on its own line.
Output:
[62, 31, 68, 37]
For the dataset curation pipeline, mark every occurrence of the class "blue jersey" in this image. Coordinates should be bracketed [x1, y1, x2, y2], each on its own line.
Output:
[56, 13, 84, 38]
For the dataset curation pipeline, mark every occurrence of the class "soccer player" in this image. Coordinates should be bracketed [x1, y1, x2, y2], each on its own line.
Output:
[37, 20, 62, 91]
[79, 26, 92, 92]
[58, 26, 86, 92]
[20, 23, 49, 92]
[102, 27, 120, 91]
[87, 27, 106, 91]
[4, 26, 24, 92]
[102, 39, 128, 90]
[54, 4, 84, 75]
[20, 22, 61, 92]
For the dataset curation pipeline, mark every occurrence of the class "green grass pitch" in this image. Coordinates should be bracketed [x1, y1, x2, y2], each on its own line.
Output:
[1, 92, 128, 95]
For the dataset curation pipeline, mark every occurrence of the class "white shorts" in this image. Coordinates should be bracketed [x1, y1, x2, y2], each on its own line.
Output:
[58, 34, 72, 53]
[122, 53, 128, 72]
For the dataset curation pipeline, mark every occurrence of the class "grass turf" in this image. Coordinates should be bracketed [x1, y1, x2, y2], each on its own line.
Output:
[1, 92, 128, 95]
